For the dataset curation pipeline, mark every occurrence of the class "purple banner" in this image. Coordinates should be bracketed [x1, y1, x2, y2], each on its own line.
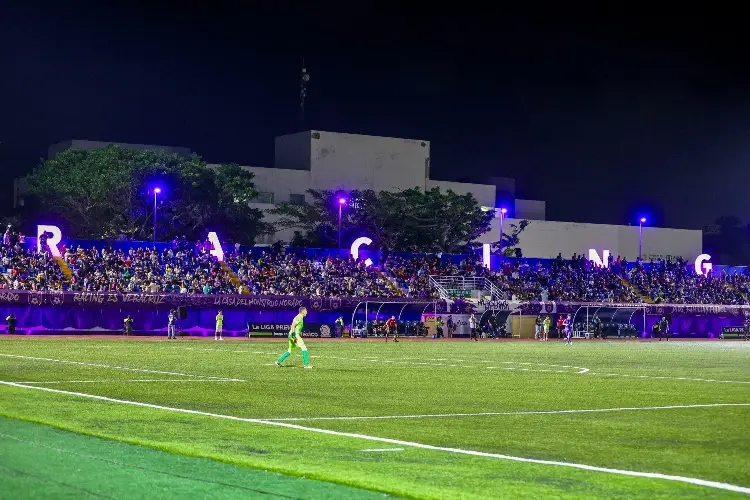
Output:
[0, 290, 435, 312]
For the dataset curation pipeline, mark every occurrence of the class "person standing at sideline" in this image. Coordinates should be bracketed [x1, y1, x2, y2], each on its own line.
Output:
[469, 313, 478, 341]
[535, 315, 543, 340]
[6, 313, 16, 335]
[215, 310, 224, 340]
[386, 315, 398, 342]
[563, 314, 573, 345]
[167, 310, 176, 339]
[542, 315, 551, 342]
[335, 316, 344, 338]
[124, 315, 133, 336]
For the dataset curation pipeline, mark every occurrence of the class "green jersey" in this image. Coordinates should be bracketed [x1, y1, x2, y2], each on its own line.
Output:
[289, 314, 304, 339]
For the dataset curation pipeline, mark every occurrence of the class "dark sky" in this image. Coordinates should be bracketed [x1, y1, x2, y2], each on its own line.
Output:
[1, 4, 748, 230]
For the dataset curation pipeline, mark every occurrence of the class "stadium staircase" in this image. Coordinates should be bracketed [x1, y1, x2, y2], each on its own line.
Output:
[53, 256, 73, 283]
[220, 262, 250, 294]
[620, 276, 654, 304]
[380, 271, 405, 296]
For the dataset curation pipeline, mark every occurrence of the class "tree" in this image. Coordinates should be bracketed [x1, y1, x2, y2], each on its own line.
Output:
[266, 187, 494, 252]
[396, 188, 495, 253]
[498, 219, 530, 256]
[267, 189, 370, 248]
[26, 146, 269, 243]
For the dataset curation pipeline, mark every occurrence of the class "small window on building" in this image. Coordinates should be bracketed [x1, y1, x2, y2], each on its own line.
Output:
[289, 193, 306, 205]
[256, 192, 274, 204]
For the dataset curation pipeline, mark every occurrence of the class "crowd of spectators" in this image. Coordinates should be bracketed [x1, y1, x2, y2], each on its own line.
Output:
[487, 254, 639, 303]
[225, 251, 400, 297]
[62, 246, 235, 294]
[383, 255, 488, 298]
[0, 228, 67, 291]
[2, 225, 750, 304]
[627, 258, 750, 305]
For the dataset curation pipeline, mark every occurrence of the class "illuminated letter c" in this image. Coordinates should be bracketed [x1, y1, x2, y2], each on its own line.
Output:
[350, 237, 373, 267]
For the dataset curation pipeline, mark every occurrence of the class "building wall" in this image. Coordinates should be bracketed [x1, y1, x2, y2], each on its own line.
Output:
[273, 132, 311, 170]
[478, 219, 703, 261]
[307, 131, 430, 193]
[514, 199, 546, 220]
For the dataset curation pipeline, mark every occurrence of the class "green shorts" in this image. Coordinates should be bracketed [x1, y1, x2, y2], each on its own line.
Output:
[288, 334, 306, 351]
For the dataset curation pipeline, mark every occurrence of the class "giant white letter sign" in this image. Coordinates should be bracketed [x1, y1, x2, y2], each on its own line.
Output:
[588, 249, 610, 268]
[694, 254, 712, 276]
[350, 237, 373, 267]
[37, 225, 62, 257]
[206, 232, 225, 262]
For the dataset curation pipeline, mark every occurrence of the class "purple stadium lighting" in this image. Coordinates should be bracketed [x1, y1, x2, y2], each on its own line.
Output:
[153, 187, 162, 242]
[638, 217, 646, 260]
[498, 207, 508, 257]
[338, 198, 347, 252]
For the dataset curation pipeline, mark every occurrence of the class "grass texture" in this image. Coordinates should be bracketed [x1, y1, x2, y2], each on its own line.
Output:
[0, 336, 748, 499]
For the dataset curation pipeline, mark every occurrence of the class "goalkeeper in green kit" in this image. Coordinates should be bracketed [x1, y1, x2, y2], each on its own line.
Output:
[275, 306, 312, 369]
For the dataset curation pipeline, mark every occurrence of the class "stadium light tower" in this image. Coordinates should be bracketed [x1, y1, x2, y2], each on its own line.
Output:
[498, 207, 508, 257]
[153, 187, 162, 242]
[338, 198, 347, 252]
[639, 217, 646, 260]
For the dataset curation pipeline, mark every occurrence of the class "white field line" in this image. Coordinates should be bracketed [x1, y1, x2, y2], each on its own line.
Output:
[361, 448, 404, 452]
[0, 380, 748, 496]
[0, 353, 245, 382]
[180, 347, 750, 383]
[175, 347, 590, 374]
[15, 379, 243, 385]
[588, 372, 750, 384]
[264, 403, 750, 421]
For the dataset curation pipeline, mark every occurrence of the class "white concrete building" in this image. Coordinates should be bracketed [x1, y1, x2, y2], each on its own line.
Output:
[477, 218, 703, 262]
[218, 130, 545, 243]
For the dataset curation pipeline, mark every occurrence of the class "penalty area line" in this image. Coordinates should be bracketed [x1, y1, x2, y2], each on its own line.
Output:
[14, 379, 245, 385]
[0, 380, 748, 495]
[264, 403, 750, 421]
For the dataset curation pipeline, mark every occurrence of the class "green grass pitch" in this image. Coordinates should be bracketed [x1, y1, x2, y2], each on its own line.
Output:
[0, 337, 748, 499]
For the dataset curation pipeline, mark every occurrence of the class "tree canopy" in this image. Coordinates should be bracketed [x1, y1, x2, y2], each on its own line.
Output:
[26, 146, 269, 243]
[267, 187, 495, 253]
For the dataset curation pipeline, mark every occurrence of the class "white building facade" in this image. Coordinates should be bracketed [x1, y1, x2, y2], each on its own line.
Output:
[223, 130, 545, 244]
[477, 218, 703, 262]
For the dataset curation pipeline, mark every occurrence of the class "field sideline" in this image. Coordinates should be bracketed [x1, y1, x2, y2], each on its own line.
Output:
[0, 337, 748, 499]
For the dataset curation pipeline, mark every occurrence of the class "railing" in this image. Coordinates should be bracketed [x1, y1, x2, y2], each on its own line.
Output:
[483, 279, 505, 301]
[427, 276, 452, 300]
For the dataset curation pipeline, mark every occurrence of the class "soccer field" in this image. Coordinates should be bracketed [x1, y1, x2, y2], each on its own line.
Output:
[0, 337, 748, 499]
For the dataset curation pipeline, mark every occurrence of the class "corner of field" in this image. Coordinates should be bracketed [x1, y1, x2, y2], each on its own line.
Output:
[0, 408, 414, 500]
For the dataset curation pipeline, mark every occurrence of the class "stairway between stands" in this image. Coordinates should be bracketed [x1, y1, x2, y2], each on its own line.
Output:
[220, 262, 249, 294]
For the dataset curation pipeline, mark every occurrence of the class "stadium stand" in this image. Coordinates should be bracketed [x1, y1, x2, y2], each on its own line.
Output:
[2, 228, 749, 305]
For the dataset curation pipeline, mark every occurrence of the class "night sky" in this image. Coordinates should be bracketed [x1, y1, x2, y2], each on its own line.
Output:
[1, 4, 748, 230]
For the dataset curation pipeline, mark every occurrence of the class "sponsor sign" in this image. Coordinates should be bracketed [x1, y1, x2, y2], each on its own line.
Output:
[247, 323, 330, 338]
[720, 325, 747, 339]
